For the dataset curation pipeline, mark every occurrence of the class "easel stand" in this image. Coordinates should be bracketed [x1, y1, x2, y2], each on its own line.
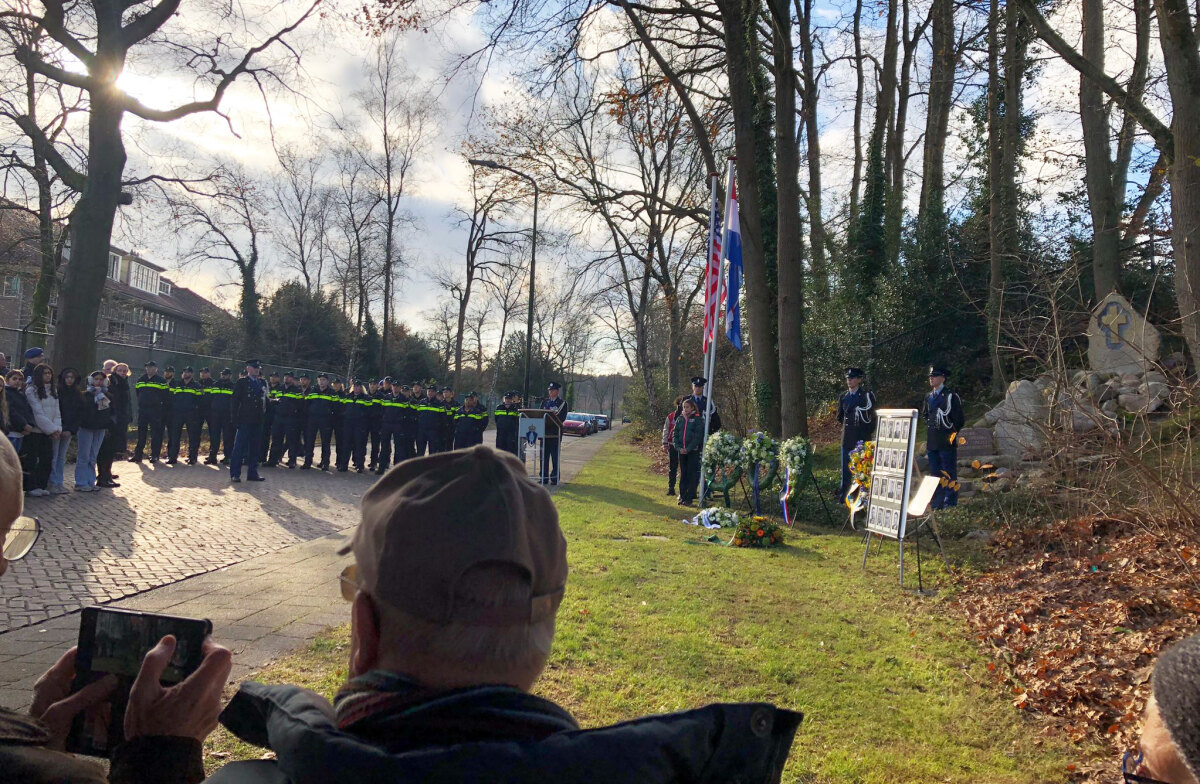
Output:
[860, 514, 948, 594]
[808, 468, 834, 527]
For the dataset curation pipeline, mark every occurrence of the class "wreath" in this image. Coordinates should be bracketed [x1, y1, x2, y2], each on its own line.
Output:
[730, 514, 784, 548]
[701, 506, 739, 529]
[777, 436, 814, 503]
[848, 440, 875, 490]
[741, 431, 780, 492]
[702, 431, 744, 490]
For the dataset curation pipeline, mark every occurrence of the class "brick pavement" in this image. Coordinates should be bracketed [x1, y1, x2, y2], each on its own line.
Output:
[0, 427, 618, 711]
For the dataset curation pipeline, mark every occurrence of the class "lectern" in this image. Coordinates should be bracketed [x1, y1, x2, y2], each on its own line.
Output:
[519, 408, 563, 484]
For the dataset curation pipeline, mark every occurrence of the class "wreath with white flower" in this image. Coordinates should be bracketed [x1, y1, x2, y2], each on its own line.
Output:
[702, 431, 743, 489]
[741, 431, 780, 473]
[702, 506, 739, 529]
[778, 436, 814, 503]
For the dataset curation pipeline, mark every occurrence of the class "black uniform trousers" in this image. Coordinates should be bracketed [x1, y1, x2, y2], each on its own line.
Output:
[540, 435, 561, 484]
[337, 421, 368, 471]
[167, 411, 202, 462]
[207, 412, 234, 462]
[260, 407, 275, 463]
[495, 427, 519, 456]
[305, 417, 333, 468]
[134, 414, 165, 461]
[268, 418, 302, 465]
[415, 423, 438, 457]
[378, 423, 411, 469]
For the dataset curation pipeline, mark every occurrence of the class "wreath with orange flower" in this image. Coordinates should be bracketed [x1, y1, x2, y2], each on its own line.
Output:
[729, 514, 784, 548]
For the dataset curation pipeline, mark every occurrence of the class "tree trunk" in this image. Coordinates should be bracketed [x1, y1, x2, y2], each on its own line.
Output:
[798, 0, 830, 297]
[240, 264, 261, 353]
[26, 57, 57, 336]
[665, 287, 682, 391]
[453, 278, 472, 389]
[1080, 0, 1122, 299]
[884, 0, 913, 269]
[1155, 0, 1200, 371]
[53, 94, 125, 374]
[771, 0, 808, 438]
[986, 0, 1005, 395]
[915, 0, 954, 286]
[718, 0, 782, 434]
[849, 0, 865, 229]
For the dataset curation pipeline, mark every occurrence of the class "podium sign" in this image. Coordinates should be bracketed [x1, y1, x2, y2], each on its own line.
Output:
[866, 408, 918, 540]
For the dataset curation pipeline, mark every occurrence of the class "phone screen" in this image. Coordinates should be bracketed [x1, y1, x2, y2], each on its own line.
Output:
[66, 607, 212, 756]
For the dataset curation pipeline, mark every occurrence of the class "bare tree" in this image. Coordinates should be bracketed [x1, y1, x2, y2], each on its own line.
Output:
[272, 144, 331, 294]
[328, 148, 382, 378]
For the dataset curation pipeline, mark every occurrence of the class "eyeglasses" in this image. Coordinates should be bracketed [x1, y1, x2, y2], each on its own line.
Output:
[3, 516, 40, 561]
[1123, 751, 1172, 784]
[339, 564, 360, 601]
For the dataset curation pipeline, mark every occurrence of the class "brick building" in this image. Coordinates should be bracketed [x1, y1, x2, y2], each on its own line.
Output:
[0, 208, 222, 355]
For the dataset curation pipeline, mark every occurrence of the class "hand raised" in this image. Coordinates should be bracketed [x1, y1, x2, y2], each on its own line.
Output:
[124, 635, 233, 742]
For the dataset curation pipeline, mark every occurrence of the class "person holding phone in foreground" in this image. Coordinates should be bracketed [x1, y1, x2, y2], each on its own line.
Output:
[0, 436, 232, 784]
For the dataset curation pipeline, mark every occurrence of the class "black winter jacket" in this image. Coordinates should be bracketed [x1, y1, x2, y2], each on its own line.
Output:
[205, 676, 800, 784]
[80, 386, 115, 431]
[58, 376, 87, 434]
[4, 385, 32, 434]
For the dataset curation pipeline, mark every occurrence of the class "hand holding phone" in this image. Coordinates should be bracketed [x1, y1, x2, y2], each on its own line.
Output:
[30, 647, 118, 750]
[125, 635, 232, 742]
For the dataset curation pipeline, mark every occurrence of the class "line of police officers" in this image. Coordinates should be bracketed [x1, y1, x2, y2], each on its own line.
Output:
[128, 358, 529, 478]
[838, 364, 966, 511]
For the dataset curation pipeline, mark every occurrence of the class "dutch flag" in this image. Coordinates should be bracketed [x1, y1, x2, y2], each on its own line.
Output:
[723, 163, 743, 351]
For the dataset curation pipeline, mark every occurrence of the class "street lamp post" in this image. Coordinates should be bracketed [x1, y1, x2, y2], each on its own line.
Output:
[467, 158, 539, 404]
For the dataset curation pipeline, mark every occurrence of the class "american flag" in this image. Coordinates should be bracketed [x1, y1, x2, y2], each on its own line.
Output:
[701, 176, 724, 353]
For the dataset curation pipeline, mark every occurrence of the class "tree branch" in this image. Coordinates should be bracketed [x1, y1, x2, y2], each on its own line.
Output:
[121, 0, 183, 47]
[12, 114, 86, 191]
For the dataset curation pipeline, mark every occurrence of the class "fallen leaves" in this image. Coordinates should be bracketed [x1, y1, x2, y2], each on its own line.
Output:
[955, 515, 1200, 783]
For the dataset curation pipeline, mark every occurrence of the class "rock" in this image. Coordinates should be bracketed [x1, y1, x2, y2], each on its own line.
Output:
[1120, 392, 1166, 414]
[1143, 371, 1168, 386]
[1121, 373, 1141, 386]
[1085, 373, 1105, 400]
[1089, 292, 1161, 374]
[1118, 386, 1140, 397]
[992, 380, 1047, 457]
[1101, 399, 1119, 415]
[963, 529, 993, 543]
[1145, 381, 1168, 400]
[1096, 384, 1118, 403]
[1072, 410, 1099, 433]
[1072, 370, 1088, 386]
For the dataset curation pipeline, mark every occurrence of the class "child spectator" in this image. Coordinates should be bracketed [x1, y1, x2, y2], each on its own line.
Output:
[22, 363, 60, 497]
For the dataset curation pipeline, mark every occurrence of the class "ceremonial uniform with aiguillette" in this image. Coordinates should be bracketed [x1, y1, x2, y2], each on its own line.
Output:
[205, 370, 235, 465]
[540, 382, 568, 485]
[836, 367, 877, 501]
[922, 365, 965, 510]
[131, 361, 169, 462]
[493, 392, 522, 456]
[166, 368, 204, 465]
[677, 376, 721, 433]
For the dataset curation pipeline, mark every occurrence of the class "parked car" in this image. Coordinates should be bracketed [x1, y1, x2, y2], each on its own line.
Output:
[621, 416, 631, 424]
[595, 415, 610, 430]
[562, 414, 590, 437]
[569, 412, 598, 435]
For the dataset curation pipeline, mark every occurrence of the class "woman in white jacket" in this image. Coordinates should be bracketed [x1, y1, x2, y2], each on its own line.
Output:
[23, 363, 61, 497]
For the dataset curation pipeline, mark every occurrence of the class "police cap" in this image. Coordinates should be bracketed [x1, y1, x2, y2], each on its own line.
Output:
[144, 360, 158, 368]
[352, 377, 364, 386]
[23, 347, 44, 360]
[466, 391, 478, 398]
[502, 391, 514, 398]
[382, 376, 393, 383]
[690, 376, 707, 387]
[317, 373, 328, 380]
[441, 386, 453, 393]
[221, 368, 232, 376]
[412, 380, 424, 387]
[400, 383, 411, 391]
[547, 382, 561, 391]
[929, 365, 949, 378]
[165, 365, 175, 372]
[182, 366, 194, 373]
[246, 359, 262, 369]
[845, 367, 865, 379]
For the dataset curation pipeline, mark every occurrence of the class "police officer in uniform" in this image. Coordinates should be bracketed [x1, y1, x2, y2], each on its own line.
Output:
[296, 372, 311, 456]
[166, 366, 204, 465]
[267, 372, 304, 468]
[541, 382, 568, 485]
[131, 360, 169, 462]
[435, 386, 456, 453]
[303, 373, 337, 470]
[338, 379, 372, 473]
[205, 368, 235, 465]
[229, 359, 268, 483]
[368, 378, 390, 471]
[922, 365, 965, 510]
[677, 376, 721, 433]
[394, 383, 417, 464]
[262, 371, 282, 463]
[493, 390, 522, 456]
[331, 377, 347, 468]
[197, 367, 214, 448]
[415, 382, 442, 456]
[836, 367, 877, 501]
[452, 392, 488, 450]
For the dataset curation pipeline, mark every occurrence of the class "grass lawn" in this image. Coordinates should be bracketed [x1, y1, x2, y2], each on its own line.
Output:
[206, 431, 1085, 782]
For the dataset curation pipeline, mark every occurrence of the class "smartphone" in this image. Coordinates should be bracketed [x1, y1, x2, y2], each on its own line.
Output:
[65, 607, 213, 756]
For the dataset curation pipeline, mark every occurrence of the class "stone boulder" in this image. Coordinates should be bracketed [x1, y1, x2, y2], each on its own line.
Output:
[992, 379, 1047, 457]
[1088, 292, 1161, 374]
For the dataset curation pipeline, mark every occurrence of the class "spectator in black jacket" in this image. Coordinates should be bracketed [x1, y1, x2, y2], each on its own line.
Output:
[76, 371, 113, 491]
[98, 363, 132, 487]
[50, 367, 85, 494]
[4, 369, 33, 452]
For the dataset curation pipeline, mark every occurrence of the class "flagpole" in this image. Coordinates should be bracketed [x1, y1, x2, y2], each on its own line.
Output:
[700, 160, 735, 502]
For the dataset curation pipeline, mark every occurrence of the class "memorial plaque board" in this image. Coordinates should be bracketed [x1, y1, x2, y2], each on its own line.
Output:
[866, 409, 918, 541]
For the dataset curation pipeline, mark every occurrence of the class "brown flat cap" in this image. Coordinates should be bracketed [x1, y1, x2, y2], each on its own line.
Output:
[339, 445, 567, 626]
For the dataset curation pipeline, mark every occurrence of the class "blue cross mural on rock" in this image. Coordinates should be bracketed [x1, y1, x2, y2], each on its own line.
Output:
[1097, 300, 1130, 349]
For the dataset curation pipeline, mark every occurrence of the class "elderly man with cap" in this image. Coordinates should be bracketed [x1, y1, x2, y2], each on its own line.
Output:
[130, 360, 169, 463]
[1122, 635, 1200, 784]
[205, 446, 801, 783]
[836, 367, 877, 502]
[493, 390, 522, 456]
[230, 359, 269, 483]
[205, 369, 236, 465]
[0, 437, 235, 782]
[167, 366, 204, 465]
[540, 381, 568, 485]
[21, 347, 44, 381]
[922, 365, 965, 510]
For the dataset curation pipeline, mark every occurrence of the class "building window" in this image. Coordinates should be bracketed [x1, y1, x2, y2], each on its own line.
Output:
[108, 253, 121, 281]
[129, 263, 160, 294]
[1, 275, 19, 298]
[158, 279, 172, 296]
[107, 320, 124, 338]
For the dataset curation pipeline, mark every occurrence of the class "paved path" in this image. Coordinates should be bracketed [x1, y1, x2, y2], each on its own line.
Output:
[0, 428, 618, 711]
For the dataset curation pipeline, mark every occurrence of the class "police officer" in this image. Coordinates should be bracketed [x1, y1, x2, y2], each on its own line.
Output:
[229, 359, 268, 483]
[337, 379, 372, 473]
[296, 372, 312, 456]
[452, 392, 488, 450]
[922, 365, 965, 510]
[438, 386, 458, 453]
[415, 382, 442, 456]
[267, 372, 304, 468]
[394, 383, 417, 464]
[493, 390, 522, 456]
[836, 367, 877, 501]
[541, 382, 568, 485]
[205, 368, 235, 465]
[197, 367, 214, 448]
[368, 378, 390, 471]
[330, 377, 347, 468]
[130, 360, 169, 462]
[262, 371, 282, 463]
[303, 373, 337, 470]
[375, 379, 403, 474]
[167, 366, 204, 465]
[678, 376, 721, 433]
